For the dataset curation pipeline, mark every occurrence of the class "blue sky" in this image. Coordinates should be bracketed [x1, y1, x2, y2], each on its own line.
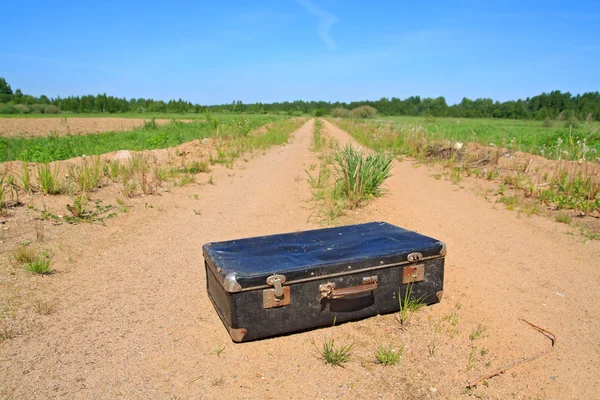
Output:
[1, 0, 599, 105]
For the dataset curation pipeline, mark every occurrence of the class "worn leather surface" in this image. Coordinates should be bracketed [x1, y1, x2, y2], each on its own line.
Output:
[203, 221, 444, 289]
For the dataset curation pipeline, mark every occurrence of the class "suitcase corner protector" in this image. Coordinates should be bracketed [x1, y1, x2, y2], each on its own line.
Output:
[438, 241, 447, 257]
[229, 327, 248, 342]
[436, 290, 444, 302]
[223, 273, 242, 292]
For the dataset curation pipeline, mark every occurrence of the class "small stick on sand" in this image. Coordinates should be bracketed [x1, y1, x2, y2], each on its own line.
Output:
[467, 319, 556, 388]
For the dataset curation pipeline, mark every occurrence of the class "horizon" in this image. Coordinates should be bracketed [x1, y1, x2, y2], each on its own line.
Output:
[1, 0, 599, 105]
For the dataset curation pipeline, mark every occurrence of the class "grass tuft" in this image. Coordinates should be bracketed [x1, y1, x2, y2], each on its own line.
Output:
[32, 299, 56, 315]
[375, 344, 404, 366]
[399, 283, 425, 328]
[333, 144, 394, 208]
[36, 163, 63, 194]
[24, 251, 52, 274]
[313, 337, 353, 367]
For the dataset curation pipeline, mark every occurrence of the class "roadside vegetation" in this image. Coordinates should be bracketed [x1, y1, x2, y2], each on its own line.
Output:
[0, 117, 305, 223]
[0, 115, 280, 163]
[329, 117, 600, 237]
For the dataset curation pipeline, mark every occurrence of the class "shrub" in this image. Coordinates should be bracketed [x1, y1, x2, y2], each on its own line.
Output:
[29, 104, 45, 114]
[314, 108, 327, 117]
[350, 105, 377, 119]
[143, 117, 158, 130]
[14, 104, 30, 114]
[331, 107, 351, 118]
[43, 105, 61, 114]
[0, 104, 16, 114]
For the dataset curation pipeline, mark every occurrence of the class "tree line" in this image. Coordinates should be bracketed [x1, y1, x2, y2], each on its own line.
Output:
[1, 77, 599, 121]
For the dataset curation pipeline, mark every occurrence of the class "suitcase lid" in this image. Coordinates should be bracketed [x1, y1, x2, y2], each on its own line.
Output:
[203, 221, 446, 292]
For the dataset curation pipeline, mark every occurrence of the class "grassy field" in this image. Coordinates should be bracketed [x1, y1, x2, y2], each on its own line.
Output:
[377, 116, 600, 160]
[0, 115, 281, 163]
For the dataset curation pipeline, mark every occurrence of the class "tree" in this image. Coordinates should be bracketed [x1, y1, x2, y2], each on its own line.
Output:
[0, 77, 13, 95]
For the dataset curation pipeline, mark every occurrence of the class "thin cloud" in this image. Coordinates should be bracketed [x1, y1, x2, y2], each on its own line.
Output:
[297, 0, 337, 50]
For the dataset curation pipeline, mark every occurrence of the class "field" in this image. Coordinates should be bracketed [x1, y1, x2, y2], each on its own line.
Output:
[0, 116, 599, 399]
[380, 115, 600, 159]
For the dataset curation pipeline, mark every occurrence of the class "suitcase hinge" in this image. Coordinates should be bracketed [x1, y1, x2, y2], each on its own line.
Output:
[264, 274, 291, 308]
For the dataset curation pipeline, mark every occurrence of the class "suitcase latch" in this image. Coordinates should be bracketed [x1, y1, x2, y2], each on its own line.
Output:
[407, 252, 423, 262]
[263, 275, 291, 308]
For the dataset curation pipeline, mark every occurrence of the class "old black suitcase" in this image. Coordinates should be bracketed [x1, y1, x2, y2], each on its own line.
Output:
[203, 221, 446, 342]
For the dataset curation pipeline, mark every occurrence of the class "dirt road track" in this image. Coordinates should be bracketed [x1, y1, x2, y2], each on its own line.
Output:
[1, 120, 599, 399]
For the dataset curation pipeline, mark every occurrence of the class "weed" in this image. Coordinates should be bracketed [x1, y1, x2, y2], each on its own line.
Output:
[32, 299, 55, 315]
[451, 166, 462, 183]
[442, 311, 460, 327]
[486, 169, 499, 181]
[107, 160, 121, 182]
[333, 144, 394, 208]
[216, 345, 226, 358]
[313, 336, 353, 367]
[498, 195, 521, 211]
[208, 175, 214, 185]
[313, 119, 326, 152]
[375, 344, 404, 366]
[150, 165, 166, 187]
[306, 165, 329, 190]
[428, 332, 438, 357]
[65, 197, 115, 224]
[480, 347, 489, 356]
[176, 173, 195, 186]
[0, 325, 15, 342]
[12, 245, 36, 265]
[69, 156, 103, 192]
[467, 346, 478, 370]
[20, 162, 31, 192]
[23, 250, 52, 274]
[469, 323, 487, 341]
[0, 174, 5, 210]
[35, 221, 45, 242]
[36, 163, 62, 194]
[399, 283, 425, 328]
[122, 181, 137, 198]
[211, 376, 225, 387]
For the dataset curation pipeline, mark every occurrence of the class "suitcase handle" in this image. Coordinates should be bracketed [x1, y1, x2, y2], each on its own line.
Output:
[319, 276, 378, 299]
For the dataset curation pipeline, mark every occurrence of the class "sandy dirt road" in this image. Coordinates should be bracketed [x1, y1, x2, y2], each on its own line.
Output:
[1, 120, 599, 399]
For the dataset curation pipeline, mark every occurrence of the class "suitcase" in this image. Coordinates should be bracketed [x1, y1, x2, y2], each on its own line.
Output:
[203, 221, 446, 342]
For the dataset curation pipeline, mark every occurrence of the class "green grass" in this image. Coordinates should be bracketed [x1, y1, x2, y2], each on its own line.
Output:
[469, 323, 487, 341]
[399, 283, 425, 328]
[313, 337, 353, 367]
[375, 344, 404, 366]
[332, 144, 394, 208]
[0, 116, 280, 163]
[12, 246, 52, 274]
[36, 163, 63, 194]
[312, 119, 326, 152]
[379, 115, 600, 158]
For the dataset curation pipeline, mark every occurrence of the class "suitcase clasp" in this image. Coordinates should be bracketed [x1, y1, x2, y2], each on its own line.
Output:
[264, 275, 290, 308]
